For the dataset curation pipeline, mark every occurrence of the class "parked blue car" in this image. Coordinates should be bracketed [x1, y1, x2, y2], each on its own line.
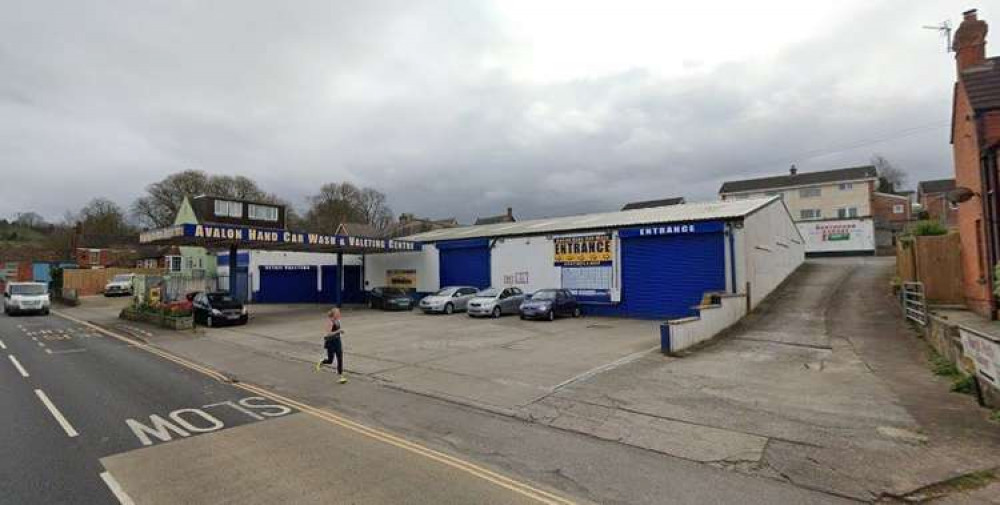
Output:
[519, 289, 581, 321]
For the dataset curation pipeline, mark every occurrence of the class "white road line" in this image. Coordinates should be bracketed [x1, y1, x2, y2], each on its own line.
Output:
[0, 339, 6, 350]
[8, 355, 29, 377]
[37, 341, 46, 348]
[45, 349, 52, 354]
[99, 471, 135, 505]
[35, 389, 79, 437]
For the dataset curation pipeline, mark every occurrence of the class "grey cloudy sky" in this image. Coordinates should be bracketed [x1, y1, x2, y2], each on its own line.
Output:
[0, 0, 973, 224]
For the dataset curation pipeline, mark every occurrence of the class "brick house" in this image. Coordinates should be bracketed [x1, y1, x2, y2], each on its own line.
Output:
[917, 178, 958, 227]
[872, 191, 913, 253]
[950, 9, 1000, 317]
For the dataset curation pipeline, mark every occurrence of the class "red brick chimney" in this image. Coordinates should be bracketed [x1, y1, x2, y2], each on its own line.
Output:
[954, 9, 988, 73]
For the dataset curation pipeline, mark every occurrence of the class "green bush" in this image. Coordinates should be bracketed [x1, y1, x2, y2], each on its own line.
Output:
[910, 220, 948, 237]
[951, 375, 976, 395]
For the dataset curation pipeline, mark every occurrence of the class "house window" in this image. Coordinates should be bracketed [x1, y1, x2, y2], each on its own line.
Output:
[248, 204, 279, 222]
[87, 250, 100, 265]
[800, 209, 821, 220]
[167, 256, 182, 272]
[799, 187, 821, 198]
[838, 183, 853, 191]
[836, 207, 859, 218]
[893, 204, 905, 214]
[214, 199, 243, 218]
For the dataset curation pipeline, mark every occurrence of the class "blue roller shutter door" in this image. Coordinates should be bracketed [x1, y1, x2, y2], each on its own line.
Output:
[258, 266, 318, 303]
[320, 265, 365, 304]
[622, 232, 726, 319]
[437, 239, 491, 289]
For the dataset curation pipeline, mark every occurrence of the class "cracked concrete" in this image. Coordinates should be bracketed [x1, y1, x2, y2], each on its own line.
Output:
[524, 258, 1000, 501]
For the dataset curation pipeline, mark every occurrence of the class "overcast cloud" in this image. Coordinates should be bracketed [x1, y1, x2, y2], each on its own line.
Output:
[0, 0, 970, 224]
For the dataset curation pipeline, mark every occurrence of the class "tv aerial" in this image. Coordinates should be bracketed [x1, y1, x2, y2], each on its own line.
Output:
[922, 20, 953, 53]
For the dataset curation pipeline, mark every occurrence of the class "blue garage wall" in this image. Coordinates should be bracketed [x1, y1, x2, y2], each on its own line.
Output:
[437, 239, 491, 289]
[619, 223, 726, 319]
[257, 265, 318, 303]
[320, 265, 364, 304]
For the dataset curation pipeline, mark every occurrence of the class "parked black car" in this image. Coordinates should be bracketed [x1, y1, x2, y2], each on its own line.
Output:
[519, 289, 581, 321]
[368, 287, 414, 311]
[189, 291, 248, 327]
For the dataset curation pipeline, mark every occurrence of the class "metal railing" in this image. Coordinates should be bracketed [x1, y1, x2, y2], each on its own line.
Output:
[901, 281, 927, 326]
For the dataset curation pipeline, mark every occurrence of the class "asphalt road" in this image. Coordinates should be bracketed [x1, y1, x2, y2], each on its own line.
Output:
[0, 311, 574, 505]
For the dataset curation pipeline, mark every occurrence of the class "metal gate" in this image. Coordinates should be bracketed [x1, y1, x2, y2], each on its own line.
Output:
[901, 281, 927, 326]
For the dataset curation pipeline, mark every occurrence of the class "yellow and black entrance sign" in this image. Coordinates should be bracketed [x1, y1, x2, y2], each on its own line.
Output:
[554, 235, 613, 266]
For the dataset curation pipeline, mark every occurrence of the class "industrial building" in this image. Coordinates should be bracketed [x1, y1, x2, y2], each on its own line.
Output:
[366, 197, 803, 320]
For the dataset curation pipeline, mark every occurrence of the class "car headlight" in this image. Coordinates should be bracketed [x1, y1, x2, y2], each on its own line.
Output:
[241, 307, 248, 315]
[211, 308, 222, 316]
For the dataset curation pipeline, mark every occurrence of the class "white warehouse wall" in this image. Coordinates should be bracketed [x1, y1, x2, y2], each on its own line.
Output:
[363, 245, 440, 293]
[739, 200, 805, 309]
[490, 237, 561, 293]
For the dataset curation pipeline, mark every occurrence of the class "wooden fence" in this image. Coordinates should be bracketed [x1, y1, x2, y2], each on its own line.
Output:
[896, 233, 963, 305]
[63, 268, 164, 296]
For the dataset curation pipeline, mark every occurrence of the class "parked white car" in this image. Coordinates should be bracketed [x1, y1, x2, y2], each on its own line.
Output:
[3, 282, 51, 316]
[104, 273, 135, 297]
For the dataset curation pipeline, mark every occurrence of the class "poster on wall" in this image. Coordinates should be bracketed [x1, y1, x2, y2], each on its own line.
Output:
[554, 235, 613, 266]
[960, 327, 1000, 389]
[798, 219, 875, 253]
[386, 269, 417, 290]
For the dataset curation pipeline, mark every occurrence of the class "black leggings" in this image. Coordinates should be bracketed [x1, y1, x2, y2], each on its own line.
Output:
[322, 338, 343, 374]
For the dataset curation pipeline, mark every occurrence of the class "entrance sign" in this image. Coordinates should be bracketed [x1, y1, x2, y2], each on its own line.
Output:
[618, 220, 725, 238]
[554, 235, 613, 266]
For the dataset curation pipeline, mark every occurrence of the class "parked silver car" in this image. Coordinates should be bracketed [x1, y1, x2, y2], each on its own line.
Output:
[419, 286, 479, 314]
[467, 287, 525, 318]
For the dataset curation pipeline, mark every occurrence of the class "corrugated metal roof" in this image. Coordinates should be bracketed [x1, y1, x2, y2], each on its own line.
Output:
[404, 198, 778, 242]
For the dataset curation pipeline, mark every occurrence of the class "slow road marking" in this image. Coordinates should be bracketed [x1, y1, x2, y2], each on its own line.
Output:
[8, 355, 29, 377]
[35, 389, 79, 438]
[100, 471, 135, 505]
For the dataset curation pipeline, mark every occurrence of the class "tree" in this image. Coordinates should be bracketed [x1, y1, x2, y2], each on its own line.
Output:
[303, 183, 393, 234]
[14, 212, 47, 229]
[871, 154, 907, 194]
[76, 198, 133, 247]
[132, 170, 283, 228]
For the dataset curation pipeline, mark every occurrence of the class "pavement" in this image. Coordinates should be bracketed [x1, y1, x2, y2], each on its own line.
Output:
[53, 257, 1000, 503]
[0, 306, 582, 504]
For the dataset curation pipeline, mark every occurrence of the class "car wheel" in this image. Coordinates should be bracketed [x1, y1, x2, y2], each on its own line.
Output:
[444, 303, 454, 315]
[519, 315, 525, 320]
[492, 306, 501, 318]
[573, 307, 581, 318]
[42, 308, 50, 316]
[547, 310, 555, 322]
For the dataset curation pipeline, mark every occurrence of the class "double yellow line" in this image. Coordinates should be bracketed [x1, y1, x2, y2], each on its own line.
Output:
[53, 310, 577, 505]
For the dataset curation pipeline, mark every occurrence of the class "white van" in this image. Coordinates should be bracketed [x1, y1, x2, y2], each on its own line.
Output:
[3, 282, 51, 316]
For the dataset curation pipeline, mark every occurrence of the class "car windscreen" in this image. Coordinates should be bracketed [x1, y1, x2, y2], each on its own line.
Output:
[11, 284, 47, 295]
[476, 288, 499, 297]
[383, 288, 407, 296]
[112, 275, 132, 282]
[433, 288, 458, 296]
[207, 293, 236, 304]
[531, 290, 558, 301]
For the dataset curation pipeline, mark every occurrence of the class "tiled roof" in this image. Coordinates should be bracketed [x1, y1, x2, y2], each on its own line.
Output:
[962, 57, 1000, 111]
[404, 197, 779, 242]
[918, 178, 956, 195]
[719, 166, 878, 194]
[621, 197, 686, 211]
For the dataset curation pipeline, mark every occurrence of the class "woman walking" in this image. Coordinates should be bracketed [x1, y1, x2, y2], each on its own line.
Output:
[316, 308, 348, 384]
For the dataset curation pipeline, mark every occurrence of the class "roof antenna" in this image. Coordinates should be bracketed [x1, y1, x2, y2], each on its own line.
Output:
[922, 20, 953, 53]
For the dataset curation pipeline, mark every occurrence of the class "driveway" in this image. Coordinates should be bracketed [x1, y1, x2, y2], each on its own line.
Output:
[525, 258, 1000, 501]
